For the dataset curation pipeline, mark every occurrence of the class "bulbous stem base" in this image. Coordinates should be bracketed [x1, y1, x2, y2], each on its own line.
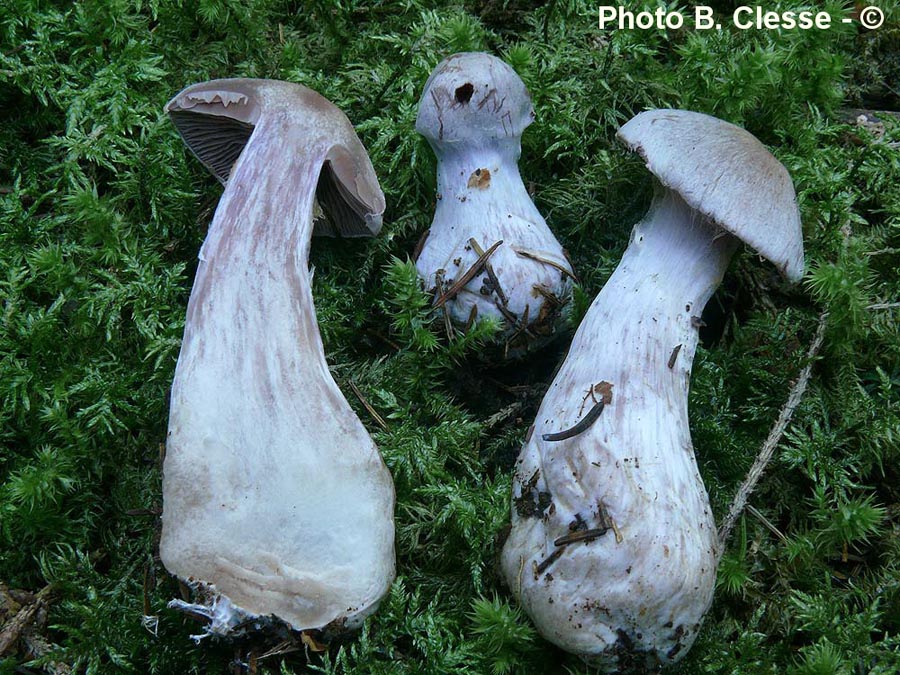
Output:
[502, 188, 737, 667]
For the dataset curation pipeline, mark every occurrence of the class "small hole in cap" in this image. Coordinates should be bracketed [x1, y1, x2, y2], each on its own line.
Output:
[455, 83, 474, 104]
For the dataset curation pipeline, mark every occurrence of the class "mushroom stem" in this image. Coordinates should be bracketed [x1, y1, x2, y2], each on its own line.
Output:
[603, 186, 740, 360]
[178, 118, 338, 420]
[198, 122, 316, 323]
[501, 187, 736, 666]
[504, 109, 805, 667]
[161, 81, 394, 638]
[434, 144, 524, 205]
[168, 124, 389, 631]
[420, 144, 572, 329]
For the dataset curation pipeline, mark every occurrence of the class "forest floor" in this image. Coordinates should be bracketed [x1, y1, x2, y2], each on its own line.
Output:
[1, 1, 899, 673]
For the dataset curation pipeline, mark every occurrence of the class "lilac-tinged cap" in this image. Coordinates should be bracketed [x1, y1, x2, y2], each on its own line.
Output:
[618, 109, 804, 282]
[416, 53, 535, 146]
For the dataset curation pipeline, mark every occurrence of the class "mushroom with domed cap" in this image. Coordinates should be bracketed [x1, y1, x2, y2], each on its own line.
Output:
[414, 52, 575, 357]
[161, 79, 395, 639]
[501, 109, 804, 669]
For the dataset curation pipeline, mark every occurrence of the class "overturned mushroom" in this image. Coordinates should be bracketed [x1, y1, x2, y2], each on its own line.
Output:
[501, 110, 804, 667]
[160, 79, 395, 638]
[414, 53, 575, 357]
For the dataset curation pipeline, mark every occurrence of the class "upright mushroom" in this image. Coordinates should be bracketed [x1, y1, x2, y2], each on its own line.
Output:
[415, 53, 575, 357]
[501, 110, 804, 667]
[160, 79, 395, 637]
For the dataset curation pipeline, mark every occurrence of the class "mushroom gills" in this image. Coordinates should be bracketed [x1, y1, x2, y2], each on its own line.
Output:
[168, 109, 253, 184]
[314, 161, 382, 237]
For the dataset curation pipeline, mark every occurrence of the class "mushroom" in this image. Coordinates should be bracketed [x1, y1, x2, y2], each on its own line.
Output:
[500, 110, 804, 667]
[160, 79, 395, 638]
[414, 53, 575, 357]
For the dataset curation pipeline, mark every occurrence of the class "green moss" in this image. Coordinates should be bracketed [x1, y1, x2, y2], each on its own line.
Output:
[1, 1, 899, 672]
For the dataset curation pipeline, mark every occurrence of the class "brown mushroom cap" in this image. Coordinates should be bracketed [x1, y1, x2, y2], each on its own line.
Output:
[166, 78, 385, 237]
[415, 52, 535, 146]
[617, 109, 804, 282]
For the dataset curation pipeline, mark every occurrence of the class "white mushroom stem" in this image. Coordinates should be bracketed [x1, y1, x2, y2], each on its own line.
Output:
[420, 144, 572, 327]
[177, 119, 343, 446]
[502, 187, 736, 666]
[162, 98, 394, 636]
[434, 143, 522, 202]
[421, 143, 573, 323]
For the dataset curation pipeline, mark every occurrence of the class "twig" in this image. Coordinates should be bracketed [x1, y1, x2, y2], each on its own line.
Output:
[464, 304, 478, 332]
[0, 585, 54, 656]
[258, 640, 301, 660]
[441, 304, 455, 341]
[516, 555, 525, 596]
[718, 312, 828, 546]
[542, 400, 605, 442]
[512, 247, 577, 281]
[667, 343, 683, 369]
[366, 328, 401, 352]
[746, 504, 788, 543]
[468, 237, 508, 305]
[553, 527, 609, 547]
[506, 303, 535, 345]
[532, 284, 563, 306]
[484, 402, 524, 430]
[431, 269, 456, 340]
[485, 376, 531, 396]
[535, 548, 564, 575]
[433, 240, 503, 309]
[867, 302, 900, 311]
[495, 302, 520, 326]
[578, 384, 599, 416]
[347, 381, 389, 432]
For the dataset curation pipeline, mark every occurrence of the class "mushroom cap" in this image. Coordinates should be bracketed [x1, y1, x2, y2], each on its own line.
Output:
[617, 109, 804, 282]
[416, 52, 535, 146]
[166, 78, 385, 237]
